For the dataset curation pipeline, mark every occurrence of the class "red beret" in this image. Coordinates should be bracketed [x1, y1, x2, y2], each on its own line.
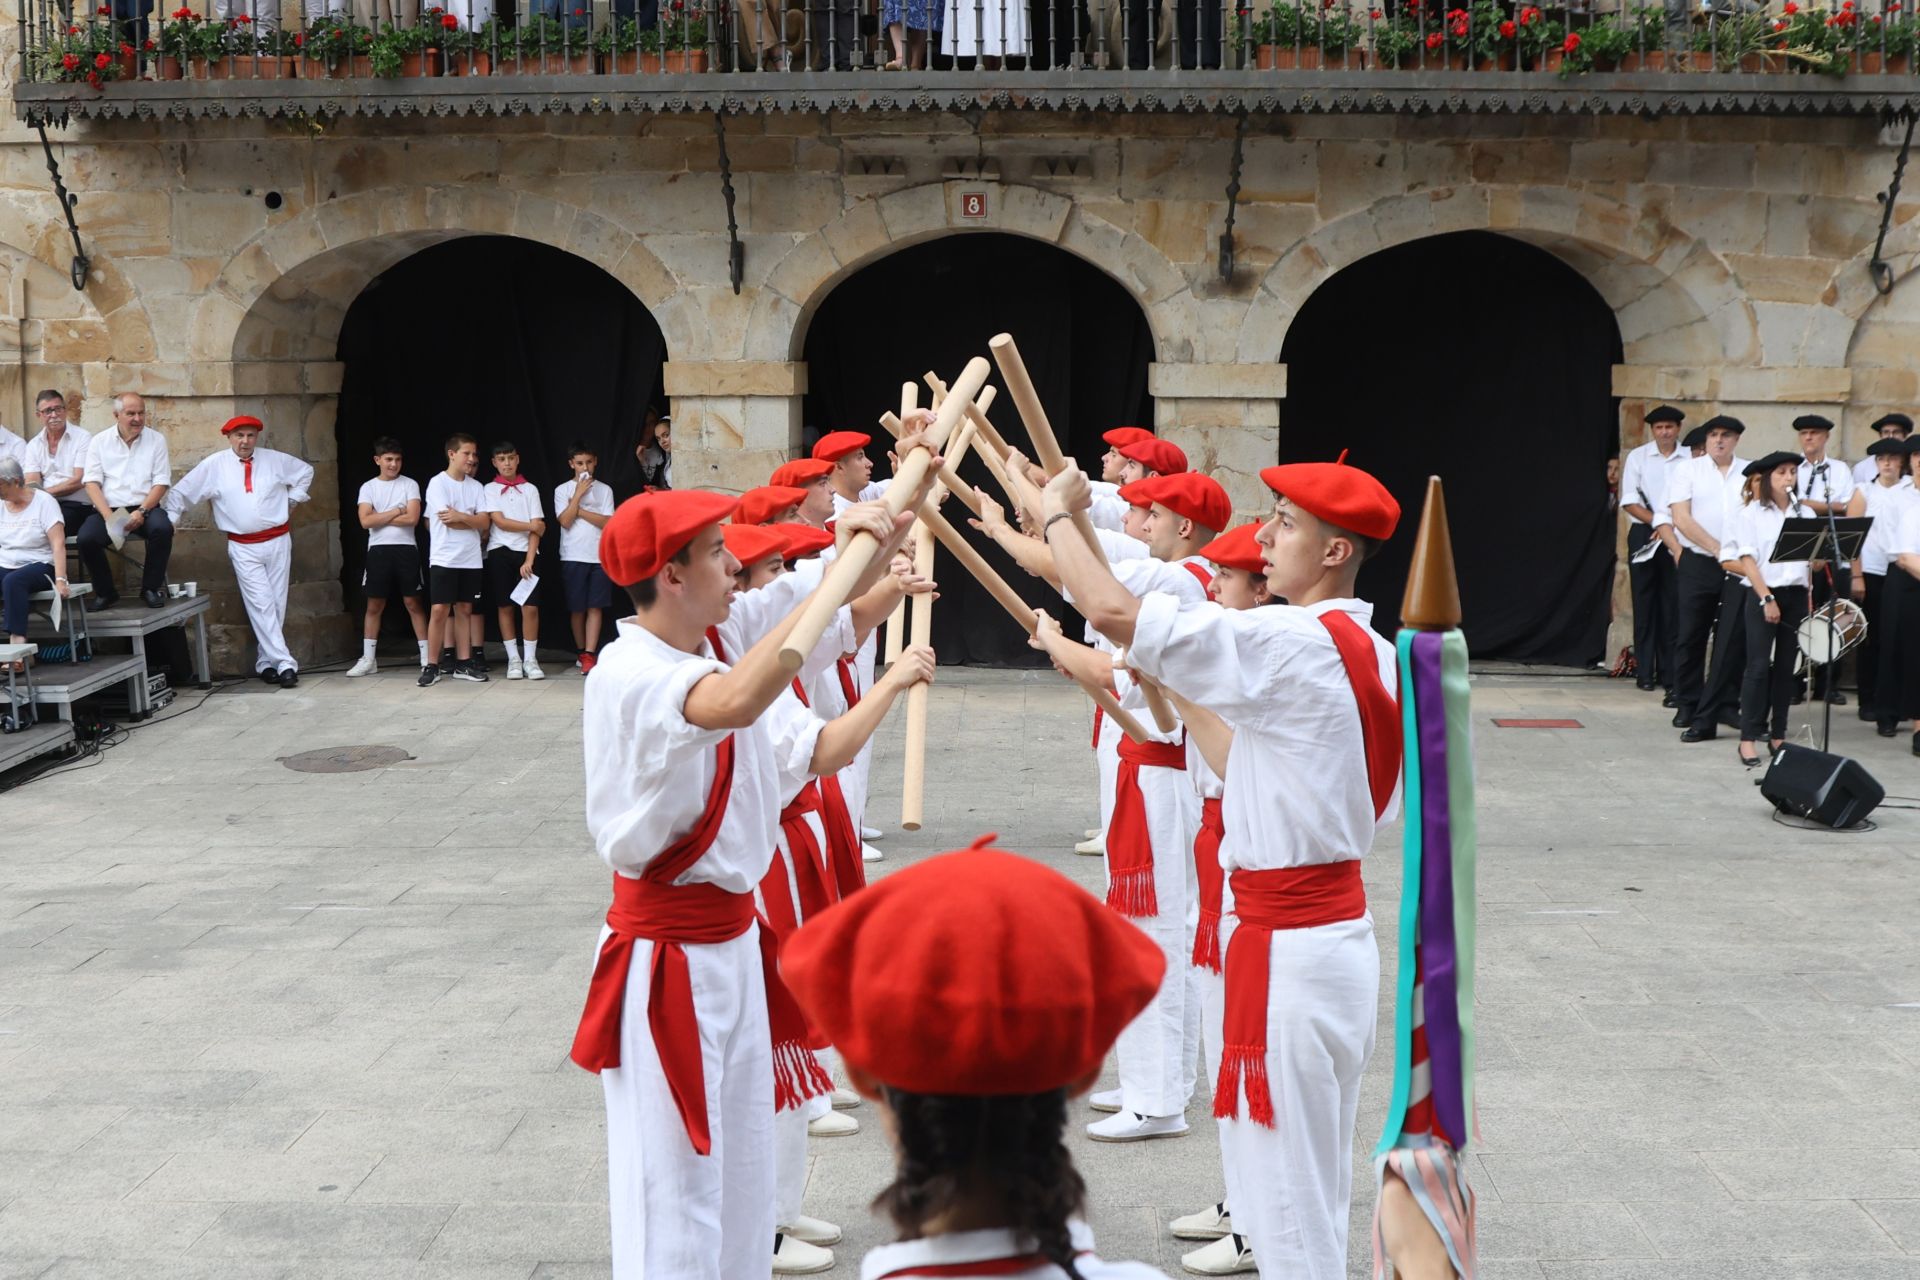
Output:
[1118, 437, 1188, 476]
[1102, 426, 1155, 449]
[222, 415, 264, 435]
[770, 458, 834, 488]
[600, 490, 737, 587]
[722, 522, 788, 569]
[1199, 522, 1267, 575]
[812, 431, 872, 463]
[772, 523, 835, 560]
[782, 843, 1165, 1095]
[734, 485, 809, 527]
[1259, 459, 1400, 541]
[1120, 472, 1232, 535]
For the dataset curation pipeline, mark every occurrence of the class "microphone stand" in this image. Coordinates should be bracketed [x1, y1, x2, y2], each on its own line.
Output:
[1816, 461, 1841, 753]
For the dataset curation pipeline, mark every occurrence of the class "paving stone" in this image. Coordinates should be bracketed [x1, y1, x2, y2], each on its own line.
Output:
[1624, 1199, 1904, 1259]
[187, 1204, 456, 1260]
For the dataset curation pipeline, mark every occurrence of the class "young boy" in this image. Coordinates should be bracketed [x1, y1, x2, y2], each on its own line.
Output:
[422, 433, 490, 687]
[463, 442, 490, 672]
[483, 440, 546, 681]
[553, 441, 615, 674]
[348, 438, 431, 677]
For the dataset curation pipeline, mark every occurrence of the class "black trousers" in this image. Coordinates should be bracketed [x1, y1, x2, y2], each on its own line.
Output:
[1739, 585, 1808, 742]
[1627, 524, 1677, 688]
[1859, 571, 1885, 717]
[1124, 0, 1221, 68]
[76, 508, 172, 598]
[809, 0, 857, 68]
[1876, 569, 1920, 727]
[1673, 550, 1728, 720]
[1807, 562, 1851, 698]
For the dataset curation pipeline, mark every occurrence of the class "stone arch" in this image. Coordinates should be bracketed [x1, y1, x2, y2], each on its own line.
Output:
[0, 208, 155, 422]
[749, 181, 1187, 363]
[1246, 187, 1756, 372]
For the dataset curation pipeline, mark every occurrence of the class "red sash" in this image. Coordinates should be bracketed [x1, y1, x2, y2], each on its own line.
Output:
[789, 676, 866, 897]
[1213, 610, 1400, 1127]
[1105, 738, 1186, 917]
[1192, 796, 1226, 973]
[835, 655, 861, 708]
[1182, 560, 1214, 592]
[782, 781, 837, 921]
[228, 522, 289, 545]
[1090, 703, 1103, 751]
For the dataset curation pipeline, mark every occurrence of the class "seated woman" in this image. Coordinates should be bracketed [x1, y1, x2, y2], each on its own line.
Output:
[1721, 450, 1813, 767]
[781, 838, 1173, 1279]
[0, 457, 71, 670]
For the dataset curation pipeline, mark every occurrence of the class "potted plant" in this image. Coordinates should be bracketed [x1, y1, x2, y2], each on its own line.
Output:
[597, 16, 662, 73]
[34, 20, 133, 89]
[1243, 2, 1309, 68]
[1693, 11, 1771, 70]
[1313, 0, 1364, 68]
[487, 14, 594, 73]
[302, 15, 373, 76]
[1615, 5, 1671, 70]
[658, 0, 711, 71]
[1855, 7, 1915, 73]
[157, 5, 210, 78]
[1368, 8, 1420, 67]
[1503, 4, 1557, 69]
[1552, 13, 1630, 74]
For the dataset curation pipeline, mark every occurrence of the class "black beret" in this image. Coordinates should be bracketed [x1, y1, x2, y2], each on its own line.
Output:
[1682, 426, 1709, 449]
[1643, 405, 1686, 425]
[1867, 437, 1909, 458]
[1791, 414, 1835, 432]
[1906, 436, 1920, 455]
[1743, 450, 1803, 477]
[1872, 412, 1913, 433]
[1700, 415, 1746, 435]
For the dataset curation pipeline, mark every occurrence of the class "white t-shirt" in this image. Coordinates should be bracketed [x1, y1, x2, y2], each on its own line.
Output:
[482, 479, 545, 555]
[1859, 478, 1914, 577]
[0, 489, 64, 569]
[357, 476, 422, 549]
[1723, 498, 1813, 592]
[24, 425, 90, 485]
[0, 427, 24, 469]
[554, 477, 615, 562]
[424, 472, 486, 569]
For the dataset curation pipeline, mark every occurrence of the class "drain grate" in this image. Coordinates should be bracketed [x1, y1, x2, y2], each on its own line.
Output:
[278, 745, 414, 774]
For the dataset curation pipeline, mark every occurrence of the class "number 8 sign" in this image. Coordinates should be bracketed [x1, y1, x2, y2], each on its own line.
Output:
[960, 191, 988, 219]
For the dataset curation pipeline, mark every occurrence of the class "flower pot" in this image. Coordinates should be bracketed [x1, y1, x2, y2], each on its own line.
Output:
[230, 54, 295, 78]
[1541, 47, 1564, 72]
[1474, 48, 1515, 70]
[1616, 49, 1664, 70]
[1683, 49, 1715, 70]
[157, 53, 185, 79]
[1735, 51, 1764, 70]
[662, 48, 707, 71]
[1254, 43, 1321, 68]
[119, 49, 141, 80]
[309, 53, 373, 77]
[202, 56, 233, 78]
[400, 49, 445, 76]
[610, 50, 664, 73]
[453, 50, 492, 75]
[1855, 50, 1912, 73]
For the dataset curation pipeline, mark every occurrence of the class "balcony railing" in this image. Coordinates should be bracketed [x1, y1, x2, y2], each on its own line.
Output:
[15, 0, 1920, 120]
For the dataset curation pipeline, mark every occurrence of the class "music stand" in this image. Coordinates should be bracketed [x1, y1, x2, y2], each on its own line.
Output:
[1773, 516, 1872, 751]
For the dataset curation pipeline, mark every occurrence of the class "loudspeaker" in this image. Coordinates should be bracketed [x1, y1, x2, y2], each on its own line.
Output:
[1760, 745, 1884, 829]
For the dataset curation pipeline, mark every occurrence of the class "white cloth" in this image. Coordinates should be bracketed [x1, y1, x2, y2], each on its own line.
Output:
[229, 535, 295, 673]
[24, 425, 90, 485]
[1855, 454, 1883, 487]
[165, 447, 313, 536]
[83, 427, 171, 509]
[0, 427, 23, 469]
[425, 472, 487, 569]
[940, 0, 1030, 56]
[1859, 478, 1915, 577]
[358, 476, 421, 549]
[483, 480, 544, 554]
[860, 1226, 1170, 1280]
[1722, 498, 1813, 592]
[1891, 501, 1920, 559]
[1089, 479, 1130, 533]
[1663, 453, 1752, 554]
[555, 477, 616, 562]
[1798, 456, 1855, 511]
[1620, 440, 1687, 526]
[0, 490, 64, 569]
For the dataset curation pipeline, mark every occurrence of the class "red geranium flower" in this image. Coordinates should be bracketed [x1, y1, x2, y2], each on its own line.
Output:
[1369, 8, 1381, 17]
[1425, 29, 1443, 46]
[1782, 2, 1796, 12]
[94, 51, 112, 66]
[95, 5, 109, 13]
[1561, 29, 1579, 49]
[62, 52, 80, 68]
[293, 30, 304, 43]
[234, 13, 252, 21]
[441, 12, 458, 27]
[1772, 17, 1786, 28]
[87, 70, 102, 86]
[1499, 18, 1514, 36]
[142, 37, 155, 48]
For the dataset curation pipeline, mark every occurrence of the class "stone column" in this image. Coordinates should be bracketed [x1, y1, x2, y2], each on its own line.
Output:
[1148, 362, 1288, 521]
[662, 361, 808, 494]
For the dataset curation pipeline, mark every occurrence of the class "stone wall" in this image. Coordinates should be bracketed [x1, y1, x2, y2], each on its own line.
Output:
[1, 105, 1915, 667]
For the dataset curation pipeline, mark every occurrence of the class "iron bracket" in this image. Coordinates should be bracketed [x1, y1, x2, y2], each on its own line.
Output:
[1218, 110, 1248, 283]
[715, 108, 743, 295]
[38, 125, 90, 292]
[1870, 110, 1916, 297]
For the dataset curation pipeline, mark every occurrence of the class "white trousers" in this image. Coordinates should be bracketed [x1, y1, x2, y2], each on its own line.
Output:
[1094, 712, 1121, 837]
[1217, 914, 1378, 1280]
[1111, 762, 1200, 1118]
[601, 927, 775, 1280]
[227, 535, 294, 675]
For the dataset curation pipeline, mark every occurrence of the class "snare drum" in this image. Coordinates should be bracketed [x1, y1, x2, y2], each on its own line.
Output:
[1796, 598, 1868, 666]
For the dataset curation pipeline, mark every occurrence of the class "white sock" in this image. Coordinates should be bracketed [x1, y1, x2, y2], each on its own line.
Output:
[418, 640, 430, 665]
[521, 636, 535, 661]
[507, 638, 522, 662]
[362, 639, 377, 660]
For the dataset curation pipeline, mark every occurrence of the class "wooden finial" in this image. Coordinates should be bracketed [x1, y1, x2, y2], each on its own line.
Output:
[1400, 476, 1463, 631]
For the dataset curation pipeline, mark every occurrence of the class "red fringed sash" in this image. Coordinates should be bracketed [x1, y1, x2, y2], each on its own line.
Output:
[1192, 796, 1226, 972]
[789, 676, 867, 897]
[1105, 738, 1186, 917]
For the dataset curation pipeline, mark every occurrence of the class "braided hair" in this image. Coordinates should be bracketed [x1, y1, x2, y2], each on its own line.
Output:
[875, 1086, 1087, 1280]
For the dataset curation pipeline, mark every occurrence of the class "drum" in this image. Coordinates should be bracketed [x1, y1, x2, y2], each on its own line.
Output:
[1796, 598, 1867, 666]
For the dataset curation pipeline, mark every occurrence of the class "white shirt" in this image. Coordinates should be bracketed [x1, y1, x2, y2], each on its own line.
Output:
[0, 427, 24, 469]
[1722, 498, 1813, 592]
[24, 425, 91, 486]
[1620, 440, 1688, 526]
[1854, 454, 1883, 487]
[0, 489, 64, 569]
[1067, 556, 1211, 744]
[1891, 500, 1920, 561]
[1797, 456, 1855, 510]
[1129, 595, 1400, 873]
[1663, 453, 1751, 553]
[165, 446, 313, 536]
[83, 426, 172, 508]
[482, 479, 544, 555]
[1859, 477, 1915, 577]
[424, 472, 486, 569]
[583, 619, 819, 892]
[358, 476, 422, 549]
[860, 1227, 1169, 1280]
[554, 477, 615, 562]
[1089, 479, 1131, 532]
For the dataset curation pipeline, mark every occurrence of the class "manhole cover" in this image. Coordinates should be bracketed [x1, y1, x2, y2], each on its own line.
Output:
[278, 745, 413, 774]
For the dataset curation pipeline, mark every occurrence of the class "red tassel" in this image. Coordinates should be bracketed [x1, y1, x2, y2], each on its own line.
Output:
[1105, 867, 1159, 918]
[1192, 909, 1222, 973]
[772, 1040, 833, 1113]
[1214, 1046, 1276, 1127]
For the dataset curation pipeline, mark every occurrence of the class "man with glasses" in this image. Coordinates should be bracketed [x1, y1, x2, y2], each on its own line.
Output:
[23, 390, 94, 535]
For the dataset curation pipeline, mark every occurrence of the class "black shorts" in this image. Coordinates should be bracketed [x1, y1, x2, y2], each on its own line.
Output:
[486, 546, 534, 608]
[362, 545, 422, 601]
[428, 564, 483, 607]
[562, 559, 613, 612]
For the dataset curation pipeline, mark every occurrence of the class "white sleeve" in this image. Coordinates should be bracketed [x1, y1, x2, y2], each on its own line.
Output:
[528, 489, 545, 519]
[592, 484, 616, 514]
[1128, 592, 1298, 731]
[34, 492, 63, 535]
[81, 435, 105, 488]
[163, 456, 215, 518]
[481, 486, 503, 515]
[1088, 481, 1128, 533]
[284, 451, 314, 504]
[715, 559, 825, 655]
[1094, 527, 1151, 561]
[1620, 448, 1646, 506]
[1666, 460, 1695, 510]
[147, 436, 172, 491]
[798, 607, 856, 687]
[424, 476, 449, 517]
[766, 690, 827, 793]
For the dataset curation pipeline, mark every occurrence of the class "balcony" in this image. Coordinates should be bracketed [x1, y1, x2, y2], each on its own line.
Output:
[14, 0, 1920, 122]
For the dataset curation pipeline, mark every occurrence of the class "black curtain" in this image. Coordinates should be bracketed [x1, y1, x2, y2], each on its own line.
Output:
[1279, 231, 1621, 665]
[334, 236, 666, 636]
[803, 233, 1156, 666]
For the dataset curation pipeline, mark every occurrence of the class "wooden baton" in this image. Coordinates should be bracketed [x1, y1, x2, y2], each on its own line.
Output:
[987, 332, 1108, 564]
[881, 381, 920, 664]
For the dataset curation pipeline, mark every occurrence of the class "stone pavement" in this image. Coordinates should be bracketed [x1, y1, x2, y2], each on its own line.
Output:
[2, 659, 1919, 1280]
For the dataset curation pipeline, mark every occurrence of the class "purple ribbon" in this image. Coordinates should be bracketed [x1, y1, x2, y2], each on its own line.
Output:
[1413, 629, 1466, 1146]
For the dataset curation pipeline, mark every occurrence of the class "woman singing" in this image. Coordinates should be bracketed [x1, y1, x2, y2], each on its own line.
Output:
[1721, 451, 1813, 767]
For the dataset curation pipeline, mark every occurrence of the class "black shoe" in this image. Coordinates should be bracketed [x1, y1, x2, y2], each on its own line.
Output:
[451, 662, 489, 683]
[1791, 690, 1808, 706]
[142, 589, 166, 608]
[93, 592, 120, 611]
[470, 654, 491, 674]
[1825, 691, 1849, 706]
[1879, 721, 1899, 738]
[1717, 709, 1741, 730]
[1670, 709, 1690, 728]
[1858, 706, 1877, 722]
[1661, 692, 1679, 708]
[1636, 680, 1659, 692]
[259, 670, 281, 686]
[1739, 744, 1762, 768]
[1912, 731, 1919, 758]
[277, 668, 299, 688]
[1681, 724, 1717, 743]
[417, 664, 440, 687]
[440, 649, 456, 669]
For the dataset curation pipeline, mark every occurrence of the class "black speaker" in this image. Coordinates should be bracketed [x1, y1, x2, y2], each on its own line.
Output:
[1760, 745, 1884, 829]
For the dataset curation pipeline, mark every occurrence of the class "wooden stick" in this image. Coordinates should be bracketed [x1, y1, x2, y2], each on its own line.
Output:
[900, 508, 938, 831]
[778, 356, 989, 671]
[879, 411, 982, 518]
[916, 502, 1150, 744]
[881, 382, 920, 666]
[987, 332, 1108, 565]
[926, 370, 1013, 462]
[1117, 647, 1179, 734]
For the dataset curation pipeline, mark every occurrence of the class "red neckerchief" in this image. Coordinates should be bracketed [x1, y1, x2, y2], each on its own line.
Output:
[495, 473, 529, 489]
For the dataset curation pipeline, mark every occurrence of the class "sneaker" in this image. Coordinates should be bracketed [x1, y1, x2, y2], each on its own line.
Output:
[808, 1110, 858, 1138]
[524, 660, 546, 681]
[417, 664, 440, 688]
[470, 654, 491, 675]
[1181, 1234, 1255, 1275]
[440, 649, 456, 670]
[1088, 1087, 1123, 1114]
[1074, 833, 1106, 857]
[1087, 1111, 1188, 1143]
[507, 659, 525, 681]
[346, 655, 378, 678]
[778, 1215, 842, 1246]
[861, 842, 884, 864]
[1170, 1201, 1232, 1241]
[860, 825, 883, 841]
[579, 652, 598, 675]
[771, 1233, 834, 1275]
[1085, 827, 1102, 839]
[452, 662, 489, 683]
[830, 1087, 862, 1111]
